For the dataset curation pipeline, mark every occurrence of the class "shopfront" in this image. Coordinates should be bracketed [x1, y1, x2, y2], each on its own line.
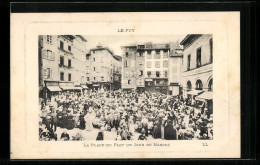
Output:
[145, 78, 168, 94]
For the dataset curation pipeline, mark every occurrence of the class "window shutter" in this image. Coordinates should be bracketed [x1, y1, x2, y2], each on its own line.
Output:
[50, 69, 52, 79]
[43, 69, 47, 79]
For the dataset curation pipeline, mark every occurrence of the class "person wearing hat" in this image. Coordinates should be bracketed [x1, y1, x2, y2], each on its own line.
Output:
[60, 131, 70, 141]
[51, 110, 58, 132]
[141, 116, 149, 137]
[121, 124, 130, 140]
[138, 129, 147, 140]
[152, 119, 162, 139]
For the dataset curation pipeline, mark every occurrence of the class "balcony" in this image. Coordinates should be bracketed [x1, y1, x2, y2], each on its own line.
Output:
[58, 47, 73, 55]
[59, 64, 73, 69]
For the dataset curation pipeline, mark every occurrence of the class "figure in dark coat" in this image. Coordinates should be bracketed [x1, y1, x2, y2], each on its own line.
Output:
[67, 114, 75, 130]
[153, 120, 161, 139]
[96, 131, 104, 140]
[51, 112, 57, 132]
[164, 121, 177, 140]
[79, 114, 85, 130]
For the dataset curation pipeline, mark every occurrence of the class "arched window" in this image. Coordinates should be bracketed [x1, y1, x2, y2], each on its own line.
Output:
[187, 81, 192, 90]
[208, 78, 213, 91]
[196, 79, 203, 90]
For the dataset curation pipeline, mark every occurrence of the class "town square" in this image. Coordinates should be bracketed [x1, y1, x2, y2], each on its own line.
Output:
[38, 34, 213, 141]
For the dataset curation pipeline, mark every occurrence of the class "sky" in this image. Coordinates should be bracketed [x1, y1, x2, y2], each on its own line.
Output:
[84, 34, 186, 55]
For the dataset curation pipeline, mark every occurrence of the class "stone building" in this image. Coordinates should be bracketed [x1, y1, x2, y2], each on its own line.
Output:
[168, 46, 183, 96]
[143, 43, 170, 94]
[38, 35, 87, 100]
[121, 42, 182, 94]
[180, 34, 213, 112]
[121, 45, 137, 91]
[88, 44, 122, 91]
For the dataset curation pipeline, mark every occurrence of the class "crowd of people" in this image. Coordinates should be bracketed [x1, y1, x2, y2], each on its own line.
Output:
[39, 89, 213, 141]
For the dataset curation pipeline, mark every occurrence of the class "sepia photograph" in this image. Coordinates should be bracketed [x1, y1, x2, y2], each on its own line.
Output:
[11, 11, 240, 159]
[38, 34, 213, 141]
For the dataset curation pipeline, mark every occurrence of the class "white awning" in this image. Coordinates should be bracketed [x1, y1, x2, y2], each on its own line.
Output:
[145, 79, 153, 82]
[47, 86, 61, 92]
[187, 90, 204, 96]
[60, 86, 75, 90]
[195, 91, 213, 100]
[74, 86, 82, 90]
[93, 84, 99, 87]
[81, 85, 88, 89]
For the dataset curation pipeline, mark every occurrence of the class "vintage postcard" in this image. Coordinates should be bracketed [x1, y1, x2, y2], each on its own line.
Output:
[11, 12, 240, 159]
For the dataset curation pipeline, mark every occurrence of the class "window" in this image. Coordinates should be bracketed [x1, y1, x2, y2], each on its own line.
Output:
[60, 41, 64, 49]
[87, 77, 90, 81]
[68, 45, 71, 52]
[68, 74, 71, 81]
[187, 81, 192, 90]
[156, 71, 160, 78]
[208, 79, 213, 91]
[47, 68, 51, 79]
[93, 51, 95, 54]
[187, 54, 191, 71]
[147, 71, 151, 77]
[93, 67, 96, 71]
[139, 70, 143, 76]
[125, 52, 129, 57]
[93, 58, 95, 62]
[163, 50, 168, 58]
[111, 77, 113, 81]
[101, 76, 104, 81]
[86, 66, 89, 73]
[44, 68, 51, 79]
[138, 52, 143, 57]
[124, 60, 128, 67]
[86, 55, 89, 60]
[101, 57, 103, 63]
[164, 71, 168, 78]
[155, 61, 160, 68]
[60, 56, 64, 66]
[147, 61, 152, 68]
[156, 50, 160, 54]
[68, 59, 71, 68]
[93, 77, 96, 81]
[196, 79, 203, 90]
[47, 35, 52, 44]
[210, 39, 213, 63]
[154, 52, 161, 59]
[128, 80, 131, 85]
[47, 50, 52, 59]
[196, 48, 201, 67]
[60, 72, 64, 81]
[163, 61, 168, 67]
[147, 51, 151, 59]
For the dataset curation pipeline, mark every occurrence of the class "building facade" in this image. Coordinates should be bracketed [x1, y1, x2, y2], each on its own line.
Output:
[39, 35, 87, 99]
[143, 43, 170, 94]
[121, 42, 182, 94]
[88, 44, 122, 91]
[180, 34, 213, 111]
[168, 48, 183, 96]
[121, 45, 137, 91]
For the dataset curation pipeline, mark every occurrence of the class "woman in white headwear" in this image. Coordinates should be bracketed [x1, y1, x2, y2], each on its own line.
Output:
[84, 111, 94, 131]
